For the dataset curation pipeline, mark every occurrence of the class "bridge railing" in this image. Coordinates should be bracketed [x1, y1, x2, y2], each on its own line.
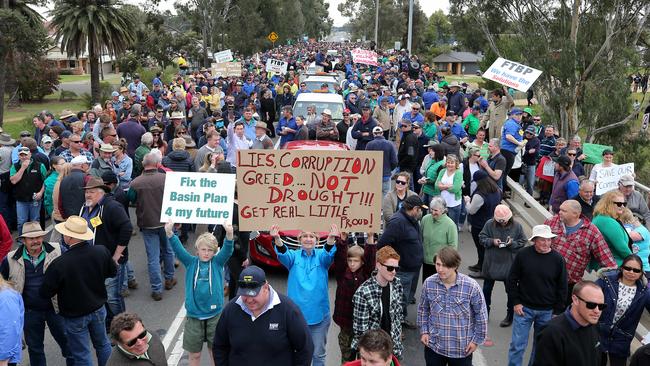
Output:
[504, 176, 648, 346]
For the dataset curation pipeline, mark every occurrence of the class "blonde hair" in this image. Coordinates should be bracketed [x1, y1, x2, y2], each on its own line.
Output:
[594, 190, 625, 219]
[347, 245, 365, 260]
[194, 232, 219, 252]
[619, 208, 641, 227]
[172, 137, 186, 151]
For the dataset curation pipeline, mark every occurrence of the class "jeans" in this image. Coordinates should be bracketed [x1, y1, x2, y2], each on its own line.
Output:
[64, 306, 112, 366]
[482, 279, 513, 316]
[501, 150, 516, 188]
[470, 226, 485, 268]
[16, 200, 41, 236]
[24, 308, 74, 366]
[105, 263, 126, 329]
[396, 270, 420, 316]
[458, 199, 467, 226]
[142, 227, 175, 293]
[308, 315, 331, 366]
[507, 306, 553, 366]
[0, 190, 16, 229]
[424, 346, 472, 366]
[121, 261, 136, 291]
[382, 178, 391, 199]
[447, 205, 462, 229]
[520, 164, 536, 195]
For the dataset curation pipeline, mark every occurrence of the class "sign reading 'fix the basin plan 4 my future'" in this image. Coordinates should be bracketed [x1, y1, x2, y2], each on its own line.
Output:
[160, 172, 235, 225]
[482, 57, 543, 92]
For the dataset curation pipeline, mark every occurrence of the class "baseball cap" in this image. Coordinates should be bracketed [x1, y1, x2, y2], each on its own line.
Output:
[619, 174, 635, 187]
[111, 91, 119, 97]
[403, 195, 428, 210]
[510, 108, 524, 115]
[372, 126, 383, 134]
[237, 265, 267, 297]
[70, 155, 90, 165]
[18, 147, 30, 155]
[41, 135, 53, 144]
[525, 125, 536, 134]
[552, 155, 572, 169]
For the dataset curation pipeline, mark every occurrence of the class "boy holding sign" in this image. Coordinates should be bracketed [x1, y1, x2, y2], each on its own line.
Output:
[165, 221, 234, 366]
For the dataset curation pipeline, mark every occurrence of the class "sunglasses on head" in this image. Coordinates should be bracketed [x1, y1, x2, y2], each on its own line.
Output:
[395, 180, 408, 185]
[575, 295, 606, 311]
[380, 263, 399, 272]
[613, 201, 627, 207]
[125, 330, 147, 347]
[622, 265, 643, 273]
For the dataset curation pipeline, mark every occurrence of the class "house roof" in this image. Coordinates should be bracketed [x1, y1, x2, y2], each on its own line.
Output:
[432, 52, 483, 63]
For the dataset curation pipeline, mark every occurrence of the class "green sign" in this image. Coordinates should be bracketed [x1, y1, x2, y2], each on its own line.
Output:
[582, 143, 613, 165]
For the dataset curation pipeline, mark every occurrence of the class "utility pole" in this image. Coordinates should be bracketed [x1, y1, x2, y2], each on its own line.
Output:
[407, 0, 413, 53]
[374, 0, 379, 48]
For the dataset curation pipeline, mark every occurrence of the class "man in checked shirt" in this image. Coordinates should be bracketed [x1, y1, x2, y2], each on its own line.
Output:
[544, 200, 616, 306]
[417, 246, 488, 365]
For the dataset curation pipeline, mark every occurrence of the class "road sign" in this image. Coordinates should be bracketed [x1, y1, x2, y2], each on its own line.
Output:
[267, 32, 279, 43]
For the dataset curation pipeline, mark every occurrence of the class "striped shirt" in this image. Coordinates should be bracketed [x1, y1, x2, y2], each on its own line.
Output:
[417, 272, 488, 358]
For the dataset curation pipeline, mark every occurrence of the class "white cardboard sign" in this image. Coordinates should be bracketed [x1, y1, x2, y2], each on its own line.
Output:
[265, 58, 288, 74]
[595, 163, 635, 195]
[482, 57, 542, 92]
[214, 49, 234, 63]
[351, 48, 379, 66]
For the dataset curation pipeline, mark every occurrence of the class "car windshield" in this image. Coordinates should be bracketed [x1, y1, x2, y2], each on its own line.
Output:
[304, 80, 335, 92]
[293, 101, 344, 121]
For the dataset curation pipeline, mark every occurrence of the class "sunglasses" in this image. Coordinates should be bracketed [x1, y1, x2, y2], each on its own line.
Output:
[613, 201, 627, 207]
[70, 140, 81, 143]
[412, 108, 420, 111]
[622, 265, 643, 274]
[400, 125, 409, 128]
[567, 153, 576, 156]
[125, 330, 147, 347]
[380, 263, 399, 272]
[152, 133, 160, 136]
[575, 295, 607, 311]
[395, 180, 408, 185]
[238, 280, 262, 289]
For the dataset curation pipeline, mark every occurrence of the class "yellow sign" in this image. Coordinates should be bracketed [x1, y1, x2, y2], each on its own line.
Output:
[267, 32, 279, 43]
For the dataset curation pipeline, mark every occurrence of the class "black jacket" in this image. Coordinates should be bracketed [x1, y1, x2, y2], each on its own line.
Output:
[398, 131, 419, 172]
[40, 241, 117, 317]
[162, 150, 195, 172]
[440, 134, 460, 159]
[378, 209, 423, 272]
[58, 169, 88, 219]
[533, 310, 601, 366]
[91, 195, 133, 264]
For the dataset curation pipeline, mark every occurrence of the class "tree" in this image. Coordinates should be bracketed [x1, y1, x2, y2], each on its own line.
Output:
[302, 0, 332, 40]
[50, 0, 137, 104]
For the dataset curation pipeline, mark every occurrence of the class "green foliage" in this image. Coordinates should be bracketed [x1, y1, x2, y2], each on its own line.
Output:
[59, 90, 78, 101]
[135, 66, 177, 87]
[15, 56, 59, 101]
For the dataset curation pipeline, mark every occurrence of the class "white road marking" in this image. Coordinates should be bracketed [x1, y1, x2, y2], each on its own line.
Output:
[163, 304, 186, 351]
[474, 348, 487, 366]
[167, 331, 186, 365]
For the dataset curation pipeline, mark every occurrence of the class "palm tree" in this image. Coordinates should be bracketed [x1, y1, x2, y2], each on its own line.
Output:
[50, 0, 136, 104]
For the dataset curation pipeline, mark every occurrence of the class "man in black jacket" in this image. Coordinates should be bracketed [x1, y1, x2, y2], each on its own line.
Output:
[533, 280, 604, 366]
[40, 215, 117, 366]
[378, 195, 427, 327]
[397, 119, 419, 190]
[58, 155, 90, 222]
[213, 266, 313, 365]
[81, 176, 133, 330]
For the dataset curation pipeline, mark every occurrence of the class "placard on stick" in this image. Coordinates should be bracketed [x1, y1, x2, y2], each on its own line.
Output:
[160, 172, 235, 224]
[237, 150, 383, 232]
[482, 57, 542, 92]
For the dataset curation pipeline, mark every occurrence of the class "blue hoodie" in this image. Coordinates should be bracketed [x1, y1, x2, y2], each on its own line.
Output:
[169, 234, 233, 319]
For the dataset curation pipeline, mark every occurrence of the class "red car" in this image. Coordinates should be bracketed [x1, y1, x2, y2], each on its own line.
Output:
[248, 140, 349, 268]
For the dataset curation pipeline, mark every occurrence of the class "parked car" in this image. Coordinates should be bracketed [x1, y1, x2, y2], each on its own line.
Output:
[248, 140, 349, 268]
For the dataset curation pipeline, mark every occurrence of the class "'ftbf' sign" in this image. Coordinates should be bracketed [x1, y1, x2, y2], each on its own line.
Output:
[482, 57, 542, 92]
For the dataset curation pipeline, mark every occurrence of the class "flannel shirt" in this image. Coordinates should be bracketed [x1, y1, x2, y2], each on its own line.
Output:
[417, 273, 488, 359]
[59, 148, 94, 164]
[545, 214, 617, 284]
[332, 239, 377, 330]
[351, 272, 404, 357]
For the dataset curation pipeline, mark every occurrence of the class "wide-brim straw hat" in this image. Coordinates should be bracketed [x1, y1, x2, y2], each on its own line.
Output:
[55, 216, 94, 241]
[20, 221, 50, 238]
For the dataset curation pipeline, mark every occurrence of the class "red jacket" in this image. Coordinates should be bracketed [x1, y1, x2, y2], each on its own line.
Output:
[344, 355, 401, 366]
[0, 215, 13, 262]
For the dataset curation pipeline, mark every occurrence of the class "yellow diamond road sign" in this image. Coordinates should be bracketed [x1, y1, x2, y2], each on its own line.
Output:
[267, 32, 279, 43]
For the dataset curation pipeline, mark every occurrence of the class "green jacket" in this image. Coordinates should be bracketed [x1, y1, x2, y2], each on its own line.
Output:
[462, 114, 480, 135]
[132, 145, 151, 179]
[434, 168, 464, 200]
[43, 171, 59, 216]
[420, 213, 458, 265]
[421, 159, 445, 196]
[422, 121, 437, 140]
[592, 214, 632, 265]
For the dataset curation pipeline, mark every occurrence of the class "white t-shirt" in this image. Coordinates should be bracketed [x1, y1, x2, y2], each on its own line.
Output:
[440, 170, 461, 208]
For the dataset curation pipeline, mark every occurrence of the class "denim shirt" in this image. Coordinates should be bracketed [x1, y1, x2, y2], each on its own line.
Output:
[113, 155, 133, 190]
[275, 246, 336, 325]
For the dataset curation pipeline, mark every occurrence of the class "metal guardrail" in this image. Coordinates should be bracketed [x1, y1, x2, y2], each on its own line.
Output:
[504, 176, 648, 346]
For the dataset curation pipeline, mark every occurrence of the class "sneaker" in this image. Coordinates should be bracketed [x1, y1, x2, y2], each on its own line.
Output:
[468, 271, 484, 279]
[127, 279, 138, 289]
[121, 289, 130, 297]
[401, 320, 417, 330]
[468, 264, 481, 272]
[151, 292, 162, 301]
[410, 298, 416, 304]
[165, 278, 177, 290]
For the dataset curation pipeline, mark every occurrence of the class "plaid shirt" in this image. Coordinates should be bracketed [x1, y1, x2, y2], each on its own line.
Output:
[332, 239, 377, 330]
[417, 273, 488, 358]
[59, 148, 94, 164]
[351, 272, 404, 357]
[545, 214, 616, 284]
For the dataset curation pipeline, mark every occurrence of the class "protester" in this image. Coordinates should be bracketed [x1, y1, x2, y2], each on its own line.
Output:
[589, 149, 617, 184]
[381, 172, 418, 227]
[251, 121, 274, 149]
[213, 265, 314, 365]
[467, 170, 503, 275]
[418, 143, 446, 205]
[352, 246, 405, 358]
[592, 190, 633, 265]
[435, 154, 464, 228]
[366, 126, 398, 198]
[483, 87, 514, 140]
[479, 138, 506, 190]
[533, 281, 604, 366]
[420, 197, 458, 280]
[132, 132, 153, 179]
[0, 276, 23, 366]
[343, 329, 401, 366]
[619, 209, 650, 275]
[162, 138, 195, 172]
[571, 180, 599, 220]
[10, 146, 47, 235]
[618, 174, 650, 229]
[549, 155, 579, 213]
[418, 247, 488, 365]
[107, 312, 167, 365]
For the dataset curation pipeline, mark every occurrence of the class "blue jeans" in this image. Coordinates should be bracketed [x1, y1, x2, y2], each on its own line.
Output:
[396, 270, 420, 317]
[24, 308, 74, 366]
[447, 204, 462, 229]
[507, 306, 552, 366]
[121, 261, 136, 291]
[105, 263, 126, 328]
[142, 227, 175, 293]
[16, 200, 41, 236]
[425, 346, 472, 366]
[382, 177, 391, 199]
[63, 306, 111, 366]
[308, 315, 331, 366]
[520, 164, 536, 195]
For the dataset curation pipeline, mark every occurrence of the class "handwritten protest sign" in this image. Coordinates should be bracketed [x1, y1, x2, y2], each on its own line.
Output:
[265, 58, 288, 74]
[594, 163, 634, 195]
[211, 62, 242, 77]
[214, 49, 233, 63]
[237, 150, 383, 232]
[160, 172, 236, 225]
[582, 143, 613, 165]
[482, 57, 542, 92]
[351, 48, 379, 66]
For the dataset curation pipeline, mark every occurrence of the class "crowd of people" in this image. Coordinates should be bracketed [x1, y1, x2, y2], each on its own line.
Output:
[1, 40, 650, 366]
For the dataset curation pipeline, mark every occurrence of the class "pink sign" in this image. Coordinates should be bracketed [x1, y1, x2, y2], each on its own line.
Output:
[351, 49, 379, 66]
